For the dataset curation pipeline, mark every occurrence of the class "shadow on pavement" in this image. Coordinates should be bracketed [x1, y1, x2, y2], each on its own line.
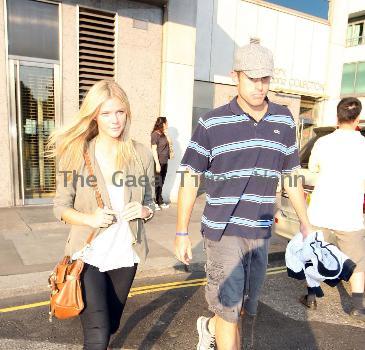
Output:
[245, 303, 315, 350]
[111, 242, 204, 349]
[336, 282, 352, 314]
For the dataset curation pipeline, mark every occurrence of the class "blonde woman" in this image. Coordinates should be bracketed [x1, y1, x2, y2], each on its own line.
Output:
[48, 80, 155, 349]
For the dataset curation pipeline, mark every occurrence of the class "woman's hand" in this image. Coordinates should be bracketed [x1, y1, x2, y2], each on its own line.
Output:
[156, 163, 161, 173]
[121, 202, 150, 221]
[87, 207, 118, 228]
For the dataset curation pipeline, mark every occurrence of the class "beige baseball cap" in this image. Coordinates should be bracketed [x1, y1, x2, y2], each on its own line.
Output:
[233, 44, 274, 78]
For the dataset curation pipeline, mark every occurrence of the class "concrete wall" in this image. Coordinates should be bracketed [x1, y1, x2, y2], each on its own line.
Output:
[348, 0, 365, 14]
[62, 0, 163, 145]
[160, 0, 197, 203]
[116, 3, 163, 146]
[0, 0, 12, 207]
[61, 4, 79, 124]
[343, 45, 365, 63]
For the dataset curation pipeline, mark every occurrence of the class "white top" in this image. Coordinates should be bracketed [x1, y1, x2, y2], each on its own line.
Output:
[307, 129, 365, 231]
[72, 184, 140, 272]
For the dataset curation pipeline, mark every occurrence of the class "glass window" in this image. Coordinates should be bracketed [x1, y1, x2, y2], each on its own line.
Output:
[341, 63, 356, 95]
[352, 23, 363, 46]
[355, 62, 365, 94]
[347, 21, 365, 47]
[346, 25, 353, 45]
[354, 23, 363, 44]
[7, 0, 59, 60]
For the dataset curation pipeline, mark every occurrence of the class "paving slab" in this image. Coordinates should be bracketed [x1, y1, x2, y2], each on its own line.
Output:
[14, 206, 59, 224]
[11, 233, 69, 265]
[0, 208, 30, 235]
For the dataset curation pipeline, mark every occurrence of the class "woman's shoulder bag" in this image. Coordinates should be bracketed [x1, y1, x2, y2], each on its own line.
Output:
[48, 150, 103, 322]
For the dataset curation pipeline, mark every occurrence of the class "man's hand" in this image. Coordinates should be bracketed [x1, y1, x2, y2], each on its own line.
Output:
[175, 235, 192, 265]
[300, 222, 313, 239]
[175, 168, 199, 265]
[283, 171, 313, 241]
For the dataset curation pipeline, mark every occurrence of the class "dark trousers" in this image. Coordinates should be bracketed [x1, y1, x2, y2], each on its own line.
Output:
[155, 163, 168, 205]
[79, 263, 137, 350]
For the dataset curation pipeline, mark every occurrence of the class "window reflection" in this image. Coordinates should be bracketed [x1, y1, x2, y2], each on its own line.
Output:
[7, 0, 59, 60]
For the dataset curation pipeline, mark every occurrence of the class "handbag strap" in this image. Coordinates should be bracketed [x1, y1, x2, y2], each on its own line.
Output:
[84, 149, 104, 209]
[83, 149, 104, 245]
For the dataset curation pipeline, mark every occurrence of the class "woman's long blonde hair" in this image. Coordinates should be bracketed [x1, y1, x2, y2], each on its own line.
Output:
[47, 80, 135, 171]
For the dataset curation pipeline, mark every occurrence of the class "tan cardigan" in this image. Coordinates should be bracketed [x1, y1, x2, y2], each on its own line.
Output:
[53, 138, 155, 263]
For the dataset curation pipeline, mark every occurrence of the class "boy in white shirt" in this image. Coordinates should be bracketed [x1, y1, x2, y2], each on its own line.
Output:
[304, 97, 365, 321]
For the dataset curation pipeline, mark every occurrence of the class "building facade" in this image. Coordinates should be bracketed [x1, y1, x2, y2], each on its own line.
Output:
[322, 0, 365, 126]
[193, 0, 331, 154]
[0, 0, 197, 207]
[192, 0, 364, 169]
[0, 0, 364, 208]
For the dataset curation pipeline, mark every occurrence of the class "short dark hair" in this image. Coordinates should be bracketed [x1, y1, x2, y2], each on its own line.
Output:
[337, 97, 362, 124]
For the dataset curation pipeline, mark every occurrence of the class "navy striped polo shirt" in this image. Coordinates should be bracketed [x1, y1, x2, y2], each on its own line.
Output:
[180, 96, 300, 240]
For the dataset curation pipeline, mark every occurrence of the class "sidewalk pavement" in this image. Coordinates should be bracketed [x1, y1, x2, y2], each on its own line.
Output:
[0, 194, 288, 298]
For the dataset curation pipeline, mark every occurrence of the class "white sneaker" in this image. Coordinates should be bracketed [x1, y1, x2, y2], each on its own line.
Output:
[160, 203, 170, 209]
[197, 316, 216, 350]
[155, 204, 161, 211]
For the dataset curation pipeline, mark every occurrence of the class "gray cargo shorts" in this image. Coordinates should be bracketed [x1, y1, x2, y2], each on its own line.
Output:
[205, 235, 269, 323]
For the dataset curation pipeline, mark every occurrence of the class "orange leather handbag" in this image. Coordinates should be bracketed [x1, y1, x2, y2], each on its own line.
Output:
[48, 150, 103, 321]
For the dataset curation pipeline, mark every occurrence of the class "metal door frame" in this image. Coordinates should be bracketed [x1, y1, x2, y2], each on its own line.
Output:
[8, 58, 61, 206]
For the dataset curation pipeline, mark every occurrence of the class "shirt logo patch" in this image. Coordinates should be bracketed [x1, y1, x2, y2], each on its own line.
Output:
[274, 130, 280, 134]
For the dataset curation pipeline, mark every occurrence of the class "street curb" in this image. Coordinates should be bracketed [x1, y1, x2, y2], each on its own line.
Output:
[0, 251, 285, 300]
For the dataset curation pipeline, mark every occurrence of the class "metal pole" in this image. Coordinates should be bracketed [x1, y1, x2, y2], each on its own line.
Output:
[16, 62, 25, 205]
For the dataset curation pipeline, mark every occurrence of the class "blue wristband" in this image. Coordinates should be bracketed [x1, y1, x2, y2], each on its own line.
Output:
[176, 232, 189, 236]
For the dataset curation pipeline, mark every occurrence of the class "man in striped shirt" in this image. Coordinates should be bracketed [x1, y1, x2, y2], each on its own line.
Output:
[175, 44, 312, 349]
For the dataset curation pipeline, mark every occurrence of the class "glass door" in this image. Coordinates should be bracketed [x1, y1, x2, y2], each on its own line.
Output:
[9, 59, 60, 205]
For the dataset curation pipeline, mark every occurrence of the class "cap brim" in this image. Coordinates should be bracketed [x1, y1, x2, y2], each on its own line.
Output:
[243, 69, 273, 79]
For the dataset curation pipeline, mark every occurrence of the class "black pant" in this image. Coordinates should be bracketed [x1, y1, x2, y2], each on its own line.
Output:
[79, 263, 137, 350]
[155, 163, 168, 205]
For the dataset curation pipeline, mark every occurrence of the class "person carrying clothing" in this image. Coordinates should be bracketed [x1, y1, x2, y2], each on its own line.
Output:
[175, 43, 313, 350]
[302, 97, 365, 321]
[48, 80, 155, 350]
[151, 117, 173, 210]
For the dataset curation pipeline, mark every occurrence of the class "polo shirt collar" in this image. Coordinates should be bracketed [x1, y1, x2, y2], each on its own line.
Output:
[229, 96, 274, 117]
